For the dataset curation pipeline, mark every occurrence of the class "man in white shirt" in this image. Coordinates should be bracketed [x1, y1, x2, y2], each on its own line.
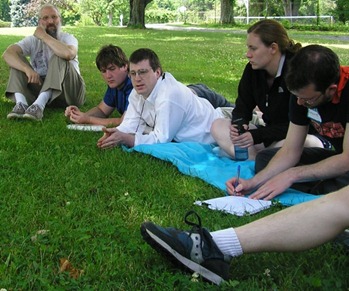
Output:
[3, 4, 85, 121]
[97, 48, 231, 149]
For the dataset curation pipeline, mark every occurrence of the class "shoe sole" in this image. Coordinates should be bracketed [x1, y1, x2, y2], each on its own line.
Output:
[23, 113, 42, 121]
[141, 223, 224, 285]
[7, 113, 24, 119]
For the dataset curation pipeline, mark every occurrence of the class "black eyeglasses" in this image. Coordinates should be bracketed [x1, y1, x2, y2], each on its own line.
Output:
[297, 92, 323, 105]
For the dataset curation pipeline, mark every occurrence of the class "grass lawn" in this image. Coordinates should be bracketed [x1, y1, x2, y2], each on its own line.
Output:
[0, 25, 349, 290]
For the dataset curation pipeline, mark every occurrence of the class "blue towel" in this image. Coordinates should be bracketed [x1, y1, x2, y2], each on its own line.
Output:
[124, 142, 321, 206]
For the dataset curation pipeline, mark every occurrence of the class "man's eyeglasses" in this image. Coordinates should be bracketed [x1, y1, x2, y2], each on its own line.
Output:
[129, 69, 150, 79]
[297, 92, 323, 106]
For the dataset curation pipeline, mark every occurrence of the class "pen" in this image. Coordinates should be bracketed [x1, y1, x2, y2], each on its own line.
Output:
[233, 165, 241, 196]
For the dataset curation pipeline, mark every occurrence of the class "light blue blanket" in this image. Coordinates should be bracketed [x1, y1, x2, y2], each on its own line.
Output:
[124, 142, 321, 206]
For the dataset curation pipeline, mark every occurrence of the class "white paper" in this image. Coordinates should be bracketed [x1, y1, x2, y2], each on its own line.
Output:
[194, 196, 272, 216]
[66, 124, 105, 132]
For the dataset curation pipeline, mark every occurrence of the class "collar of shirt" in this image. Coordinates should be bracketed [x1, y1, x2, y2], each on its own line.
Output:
[276, 54, 286, 78]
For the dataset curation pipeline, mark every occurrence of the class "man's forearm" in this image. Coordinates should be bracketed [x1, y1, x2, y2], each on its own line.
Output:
[2, 48, 30, 72]
[290, 153, 349, 184]
[41, 34, 76, 60]
[252, 147, 300, 189]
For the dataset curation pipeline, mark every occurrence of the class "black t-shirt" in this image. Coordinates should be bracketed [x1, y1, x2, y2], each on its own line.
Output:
[289, 81, 349, 153]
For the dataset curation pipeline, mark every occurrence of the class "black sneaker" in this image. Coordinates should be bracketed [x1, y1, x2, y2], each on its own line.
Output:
[141, 210, 231, 285]
[333, 229, 349, 251]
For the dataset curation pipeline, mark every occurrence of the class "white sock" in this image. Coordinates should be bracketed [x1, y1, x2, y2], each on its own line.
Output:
[211, 228, 243, 257]
[14, 93, 28, 106]
[33, 90, 52, 109]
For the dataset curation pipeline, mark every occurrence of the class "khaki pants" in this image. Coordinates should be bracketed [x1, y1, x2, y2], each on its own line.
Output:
[5, 55, 86, 108]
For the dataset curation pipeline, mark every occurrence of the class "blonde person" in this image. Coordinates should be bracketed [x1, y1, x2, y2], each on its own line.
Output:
[3, 4, 85, 121]
[211, 19, 301, 159]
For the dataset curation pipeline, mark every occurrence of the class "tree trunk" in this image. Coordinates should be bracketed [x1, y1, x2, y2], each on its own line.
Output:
[128, 0, 153, 28]
[283, 0, 301, 16]
[108, 12, 113, 26]
[220, 0, 235, 24]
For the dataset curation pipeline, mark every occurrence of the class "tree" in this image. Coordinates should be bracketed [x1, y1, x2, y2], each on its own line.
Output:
[335, 0, 349, 24]
[128, 0, 152, 28]
[25, 0, 81, 25]
[10, 0, 30, 27]
[282, 0, 302, 16]
[220, 0, 235, 24]
[0, 0, 11, 21]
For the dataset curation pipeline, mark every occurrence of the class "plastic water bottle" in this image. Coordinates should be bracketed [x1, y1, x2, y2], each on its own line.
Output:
[232, 117, 249, 161]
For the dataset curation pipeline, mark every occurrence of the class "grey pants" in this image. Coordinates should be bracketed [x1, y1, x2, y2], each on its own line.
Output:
[5, 55, 86, 108]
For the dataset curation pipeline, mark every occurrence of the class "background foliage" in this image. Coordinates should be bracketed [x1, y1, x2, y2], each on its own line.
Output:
[1, 0, 349, 27]
[0, 25, 349, 289]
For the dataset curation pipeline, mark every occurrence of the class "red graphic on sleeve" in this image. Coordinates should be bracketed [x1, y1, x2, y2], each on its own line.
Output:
[310, 121, 345, 139]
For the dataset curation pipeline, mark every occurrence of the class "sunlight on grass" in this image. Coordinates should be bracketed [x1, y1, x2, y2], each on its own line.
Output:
[0, 26, 349, 290]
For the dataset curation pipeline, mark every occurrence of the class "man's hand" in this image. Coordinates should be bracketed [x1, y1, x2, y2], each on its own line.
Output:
[226, 176, 254, 196]
[97, 127, 121, 149]
[65, 105, 79, 117]
[34, 26, 48, 41]
[65, 106, 89, 124]
[230, 124, 253, 148]
[97, 128, 135, 149]
[249, 171, 294, 200]
[24, 67, 42, 85]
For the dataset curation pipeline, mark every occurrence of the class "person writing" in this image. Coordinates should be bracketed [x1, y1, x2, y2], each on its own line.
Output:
[3, 4, 85, 121]
[227, 45, 349, 199]
[65, 45, 132, 127]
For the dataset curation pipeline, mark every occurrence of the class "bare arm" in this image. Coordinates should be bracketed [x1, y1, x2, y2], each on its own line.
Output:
[250, 122, 308, 190]
[227, 122, 307, 196]
[66, 102, 125, 127]
[97, 127, 135, 149]
[34, 26, 76, 60]
[287, 124, 349, 183]
[2, 44, 41, 84]
[250, 122, 349, 200]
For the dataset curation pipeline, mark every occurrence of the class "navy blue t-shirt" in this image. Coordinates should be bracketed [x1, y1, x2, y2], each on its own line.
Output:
[103, 76, 133, 114]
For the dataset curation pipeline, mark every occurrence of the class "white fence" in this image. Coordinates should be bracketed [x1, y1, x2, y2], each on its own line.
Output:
[234, 15, 334, 25]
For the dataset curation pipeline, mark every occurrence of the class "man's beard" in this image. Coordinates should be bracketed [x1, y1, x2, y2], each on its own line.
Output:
[46, 24, 59, 39]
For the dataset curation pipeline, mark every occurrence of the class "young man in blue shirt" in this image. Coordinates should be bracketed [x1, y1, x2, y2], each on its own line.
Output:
[65, 44, 132, 127]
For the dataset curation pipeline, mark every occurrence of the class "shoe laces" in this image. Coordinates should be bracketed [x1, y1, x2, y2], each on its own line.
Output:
[184, 210, 205, 248]
[27, 104, 40, 113]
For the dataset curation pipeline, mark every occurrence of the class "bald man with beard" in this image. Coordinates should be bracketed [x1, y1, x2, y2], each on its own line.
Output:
[3, 4, 86, 121]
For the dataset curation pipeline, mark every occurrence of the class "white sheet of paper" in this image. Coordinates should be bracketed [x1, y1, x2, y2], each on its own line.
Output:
[194, 196, 272, 216]
[66, 124, 105, 132]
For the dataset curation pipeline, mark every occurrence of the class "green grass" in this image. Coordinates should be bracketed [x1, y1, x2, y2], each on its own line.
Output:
[1, 26, 349, 290]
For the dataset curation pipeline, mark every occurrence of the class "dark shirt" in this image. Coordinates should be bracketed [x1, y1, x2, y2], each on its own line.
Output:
[232, 53, 293, 147]
[103, 76, 133, 114]
[289, 75, 349, 153]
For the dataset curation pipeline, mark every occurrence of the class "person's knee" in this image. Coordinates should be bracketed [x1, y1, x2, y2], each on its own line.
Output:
[211, 118, 230, 139]
[255, 148, 280, 173]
